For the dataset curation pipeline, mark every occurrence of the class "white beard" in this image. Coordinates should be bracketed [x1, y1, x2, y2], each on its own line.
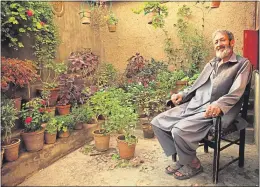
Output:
[216, 46, 232, 59]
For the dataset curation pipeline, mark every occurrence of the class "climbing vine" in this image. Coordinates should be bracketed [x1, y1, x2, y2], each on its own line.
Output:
[1, 1, 59, 66]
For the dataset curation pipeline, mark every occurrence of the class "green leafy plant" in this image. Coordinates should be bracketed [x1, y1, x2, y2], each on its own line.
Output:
[96, 63, 117, 89]
[133, 2, 168, 28]
[20, 98, 50, 132]
[71, 105, 92, 124]
[1, 2, 59, 66]
[55, 114, 74, 133]
[1, 99, 19, 144]
[45, 118, 58, 134]
[106, 11, 118, 25]
[174, 4, 209, 76]
[41, 61, 67, 89]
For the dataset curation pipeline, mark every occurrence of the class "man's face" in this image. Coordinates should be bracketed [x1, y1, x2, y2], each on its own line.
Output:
[213, 32, 234, 59]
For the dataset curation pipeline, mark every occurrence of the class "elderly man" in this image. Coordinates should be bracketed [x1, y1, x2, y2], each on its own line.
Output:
[151, 30, 252, 180]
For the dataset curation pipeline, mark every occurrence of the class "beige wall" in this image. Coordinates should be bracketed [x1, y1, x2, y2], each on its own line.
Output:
[54, 1, 256, 72]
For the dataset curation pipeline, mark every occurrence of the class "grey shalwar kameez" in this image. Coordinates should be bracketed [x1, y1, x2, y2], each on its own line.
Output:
[151, 53, 252, 166]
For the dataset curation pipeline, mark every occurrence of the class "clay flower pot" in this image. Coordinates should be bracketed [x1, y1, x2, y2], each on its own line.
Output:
[211, 1, 221, 8]
[44, 131, 57, 144]
[2, 138, 20, 162]
[142, 123, 155, 139]
[56, 104, 71, 115]
[117, 135, 136, 160]
[21, 129, 44, 152]
[92, 129, 110, 151]
[108, 24, 116, 32]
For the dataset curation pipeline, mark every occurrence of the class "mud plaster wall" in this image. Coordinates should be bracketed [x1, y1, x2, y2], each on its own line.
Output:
[91, 1, 255, 72]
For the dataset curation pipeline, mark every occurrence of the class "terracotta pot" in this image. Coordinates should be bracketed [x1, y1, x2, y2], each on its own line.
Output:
[44, 131, 57, 144]
[37, 88, 60, 107]
[92, 129, 110, 151]
[211, 1, 220, 8]
[74, 122, 83, 130]
[2, 138, 20, 162]
[117, 135, 136, 159]
[81, 11, 91, 24]
[58, 130, 70, 138]
[11, 97, 22, 111]
[172, 80, 188, 94]
[56, 104, 71, 115]
[21, 129, 44, 152]
[142, 123, 155, 139]
[108, 24, 116, 32]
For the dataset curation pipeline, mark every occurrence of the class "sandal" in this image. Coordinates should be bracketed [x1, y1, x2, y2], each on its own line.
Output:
[165, 161, 183, 175]
[173, 164, 203, 180]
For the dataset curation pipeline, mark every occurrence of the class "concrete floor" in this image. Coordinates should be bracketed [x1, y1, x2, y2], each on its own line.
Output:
[19, 129, 259, 186]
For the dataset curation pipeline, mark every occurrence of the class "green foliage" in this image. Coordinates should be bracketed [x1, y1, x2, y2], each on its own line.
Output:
[174, 5, 209, 76]
[45, 118, 58, 134]
[55, 114, 74, 132]
[96, 63, 118, 89]
[106, 11, 118, 25]
[41, 61, 67, 89]
[20, 98, 50, 132]
[1, 1, 59, 66]
[133, 2, 168, 28]
[156, 69, 186, 95]
[71, 105, 92, 123]
[1, 99, 18, 144]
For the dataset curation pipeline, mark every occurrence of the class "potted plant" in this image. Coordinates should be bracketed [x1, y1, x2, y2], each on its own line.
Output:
[37, 61, 67, 107]
[89, 91, 114, 151]
[113, 106, 139, 159]
[95, 63, 118, 89]
[71, 105, 90, 130]
[106, 11, 118, 32]
[44, 118, 58, 144]
[20, 98, 49, 152]
[1, 99, 20, 162]
[211, 1, 220, 8]
[79, 9, 91, 24]
[133, 2, 168, 28]
[56, 114, 74, 138]
[1, 57, 39, 111]
[142, 89, 166, 139]
[124, 53, 148, 79]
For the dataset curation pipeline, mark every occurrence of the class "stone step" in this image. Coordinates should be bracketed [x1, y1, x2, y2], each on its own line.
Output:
[1, 123, 99, 187]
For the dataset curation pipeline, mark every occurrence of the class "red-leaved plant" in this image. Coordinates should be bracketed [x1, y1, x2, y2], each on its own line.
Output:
[1, 57, 39, 97]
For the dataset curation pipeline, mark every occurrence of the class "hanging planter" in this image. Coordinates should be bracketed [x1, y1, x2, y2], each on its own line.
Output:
[211, 1, 221, 8]
[107, 11, 118, 32]
[108, 24, 117, 32]
[80, 11, 91, 24]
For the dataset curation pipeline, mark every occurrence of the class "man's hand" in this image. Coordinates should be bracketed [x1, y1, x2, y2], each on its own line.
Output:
[171, 94, 183, 105]
[204, 104, 222, 118]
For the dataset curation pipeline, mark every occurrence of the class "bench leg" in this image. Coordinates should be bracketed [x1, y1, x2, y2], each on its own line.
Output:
[204, 135, 209, 153]
[239, 129, 245, 167]
[213, 117, 221, 184]
[172, 153, 177, 162]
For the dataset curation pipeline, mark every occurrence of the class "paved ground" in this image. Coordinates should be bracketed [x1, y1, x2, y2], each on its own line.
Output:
[19, 129, 259, 186]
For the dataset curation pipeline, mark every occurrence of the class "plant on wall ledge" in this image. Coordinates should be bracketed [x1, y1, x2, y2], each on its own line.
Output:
[133, 2, 168, 28]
